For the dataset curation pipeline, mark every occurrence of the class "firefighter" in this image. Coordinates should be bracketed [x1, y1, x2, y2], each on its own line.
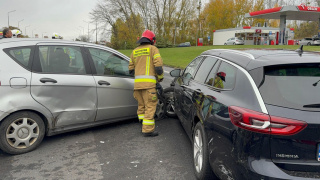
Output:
[214, 72, 226, 88]
[129, 30, 164, 137]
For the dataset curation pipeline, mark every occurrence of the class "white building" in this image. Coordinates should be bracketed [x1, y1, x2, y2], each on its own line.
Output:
[213, 26, 282, 45]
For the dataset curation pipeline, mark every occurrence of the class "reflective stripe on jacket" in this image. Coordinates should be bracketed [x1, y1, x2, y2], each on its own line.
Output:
[129, 44, 163, 90]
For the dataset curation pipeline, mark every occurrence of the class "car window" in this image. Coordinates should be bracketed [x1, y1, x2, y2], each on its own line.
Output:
[212, 61, 237, 89]
[88, 48, 130, 77]
[205, 60, 220, 86]
[231, 38, 235, 40]
[38, 46, 86, 74]
[5, 46, 33, 69]
[183, 56, 203, 81]
[260, 63, 320, 111]
[194, 57, 218, 83]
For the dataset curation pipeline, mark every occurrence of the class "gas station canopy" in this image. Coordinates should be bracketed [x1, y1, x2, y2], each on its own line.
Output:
[245, 5, 320, 21]
[245, 4, 320, 45]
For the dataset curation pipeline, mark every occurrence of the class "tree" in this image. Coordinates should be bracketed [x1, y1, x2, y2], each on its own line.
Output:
[90, 0, 197, 49]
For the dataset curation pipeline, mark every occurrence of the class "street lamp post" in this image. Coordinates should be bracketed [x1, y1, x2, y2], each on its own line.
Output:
[83, 20, 90, 42]
[8, 10, 16, 27]
[196, 0, 201, 47]
[79, 26, 84, 35]
[18, 19, 24, 29]
[32, 29, 37, 38]
[25, 25, 30, 37]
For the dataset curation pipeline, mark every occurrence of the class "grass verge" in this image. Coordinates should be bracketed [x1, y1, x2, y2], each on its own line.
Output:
[119, 45, 320, 69]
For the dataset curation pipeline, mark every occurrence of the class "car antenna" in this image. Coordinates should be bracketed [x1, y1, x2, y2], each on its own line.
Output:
[295, 45, 303, 56]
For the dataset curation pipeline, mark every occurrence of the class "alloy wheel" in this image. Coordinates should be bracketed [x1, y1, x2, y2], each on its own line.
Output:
[155, 99, 165, 120]
[6, 117, 40, 149]
[194, 129, 203, 173]
[165, 92, 176, 116]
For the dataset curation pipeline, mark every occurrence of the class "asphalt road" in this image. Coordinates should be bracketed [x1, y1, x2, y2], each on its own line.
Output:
[0, 66, 197, 180]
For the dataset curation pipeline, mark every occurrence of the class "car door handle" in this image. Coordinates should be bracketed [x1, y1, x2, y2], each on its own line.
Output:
[98, 80, 110, 86]
[40, 78, 57, 83]
[195, 89, 202, 93]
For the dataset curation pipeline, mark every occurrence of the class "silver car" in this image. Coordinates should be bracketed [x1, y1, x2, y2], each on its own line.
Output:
[299, 38, 315, 46]
[0, 39, 137, 154]
[224, 37, 244, 45]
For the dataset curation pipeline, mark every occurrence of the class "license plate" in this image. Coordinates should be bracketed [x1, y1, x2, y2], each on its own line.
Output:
[318, 144, 320, 161]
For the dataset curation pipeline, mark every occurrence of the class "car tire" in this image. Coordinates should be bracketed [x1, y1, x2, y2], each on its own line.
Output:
[163, 87, 177, 118]
[233, 42, 236, 45]
[224, 43, 227, 45]
[193, 122, 216, 179]
[0, 111, 45, 155]
[307, 42, 311, 46]
[155, 95, 166, 120]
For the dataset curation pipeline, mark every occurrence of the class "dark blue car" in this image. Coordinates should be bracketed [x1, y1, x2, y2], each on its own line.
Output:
[169, 48, 320, 179]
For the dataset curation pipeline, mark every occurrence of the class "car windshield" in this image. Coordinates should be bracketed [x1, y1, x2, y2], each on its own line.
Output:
[259, 63, 320, 110]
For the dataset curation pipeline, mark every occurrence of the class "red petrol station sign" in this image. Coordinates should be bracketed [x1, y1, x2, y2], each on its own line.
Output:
[297, 4, 320, 12]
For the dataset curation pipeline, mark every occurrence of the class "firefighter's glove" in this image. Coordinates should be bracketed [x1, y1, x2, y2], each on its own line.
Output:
[129, 69, 135, 76]
[158, 74, 164, 82]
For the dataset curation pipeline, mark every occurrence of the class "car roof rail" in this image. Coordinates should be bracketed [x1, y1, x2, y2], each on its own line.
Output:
[203, 49, 255, 60]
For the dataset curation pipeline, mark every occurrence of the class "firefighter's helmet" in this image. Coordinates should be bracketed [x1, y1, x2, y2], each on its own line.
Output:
[217, 72, 226, 81]
[141, 30, 156, 45]
[12, 29, 22, 38]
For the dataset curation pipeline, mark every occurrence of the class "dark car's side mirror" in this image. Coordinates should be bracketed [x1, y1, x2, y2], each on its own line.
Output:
[170, 69, 181, 77]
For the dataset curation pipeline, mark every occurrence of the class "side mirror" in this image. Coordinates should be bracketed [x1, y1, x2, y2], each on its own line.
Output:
[170, 69, 181, 77]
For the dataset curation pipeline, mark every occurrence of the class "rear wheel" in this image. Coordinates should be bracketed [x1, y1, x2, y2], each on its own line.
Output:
[193, 122, 215, 179]
[0, 111, 45, 155]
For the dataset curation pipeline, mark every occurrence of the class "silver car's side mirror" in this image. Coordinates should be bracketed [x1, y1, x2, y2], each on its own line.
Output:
[170, 69, 181, 77]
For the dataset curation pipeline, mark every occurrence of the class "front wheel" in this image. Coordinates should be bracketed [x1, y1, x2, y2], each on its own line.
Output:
[163, 87, 177, 118]
[0, 111, 45, 155]
[307, 42, 311, 46]
[193, 122, 215, 179]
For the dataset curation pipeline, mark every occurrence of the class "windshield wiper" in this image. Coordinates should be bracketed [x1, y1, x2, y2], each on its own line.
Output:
[303, 104, 320, 108]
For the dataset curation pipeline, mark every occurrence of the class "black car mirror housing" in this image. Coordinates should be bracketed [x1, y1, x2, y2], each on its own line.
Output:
[170, 69, 181, 77]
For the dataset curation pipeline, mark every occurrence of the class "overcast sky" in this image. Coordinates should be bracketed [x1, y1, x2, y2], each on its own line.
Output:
[0, 0, 98, 40]
[1, 0, 210, 41]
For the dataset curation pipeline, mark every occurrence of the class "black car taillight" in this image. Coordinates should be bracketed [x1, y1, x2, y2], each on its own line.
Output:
[229, 106, 307, 136]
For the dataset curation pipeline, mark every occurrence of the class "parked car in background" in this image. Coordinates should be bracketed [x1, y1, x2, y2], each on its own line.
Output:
[299, 37, 317, 46]
[177, 42, 191, 47]
[224, 37, 244, 45]
[0, 38, 137, 154]
[312, 38, 320, 46]
[169, 48, 320, 179]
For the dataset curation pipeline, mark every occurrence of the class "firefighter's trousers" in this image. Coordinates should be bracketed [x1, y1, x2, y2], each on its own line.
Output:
[133, 88, 158, 133]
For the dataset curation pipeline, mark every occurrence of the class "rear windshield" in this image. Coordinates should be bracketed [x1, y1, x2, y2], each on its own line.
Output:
[259, 63, 320, 111]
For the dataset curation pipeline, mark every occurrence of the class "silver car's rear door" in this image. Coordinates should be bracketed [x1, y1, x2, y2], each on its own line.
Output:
[31, 43, 97, 128]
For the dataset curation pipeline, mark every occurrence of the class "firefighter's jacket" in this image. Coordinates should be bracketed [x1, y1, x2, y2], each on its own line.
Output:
[129, 44, 163, 90]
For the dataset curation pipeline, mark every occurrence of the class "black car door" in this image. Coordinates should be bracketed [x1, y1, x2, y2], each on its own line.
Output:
[177, 56, 220, 136]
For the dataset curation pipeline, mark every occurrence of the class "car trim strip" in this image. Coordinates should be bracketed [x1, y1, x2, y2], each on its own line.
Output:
[203, 55, 268, 114]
